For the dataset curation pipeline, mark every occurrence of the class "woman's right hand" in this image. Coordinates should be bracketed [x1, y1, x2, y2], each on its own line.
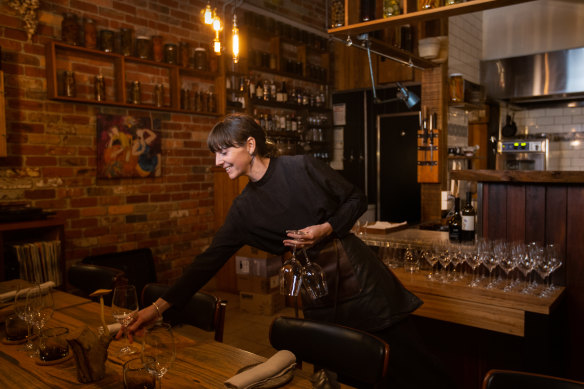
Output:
[122, 304, 161, 343]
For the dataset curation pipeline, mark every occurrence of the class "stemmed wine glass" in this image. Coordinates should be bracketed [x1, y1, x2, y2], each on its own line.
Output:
[13, 283, 38, 354]
[436, 241, 451, 283]
[279, 232, 303, 297]
[300, 248, 328, 299]
[465, 244, 481, 287]
[495, 241, 516, 291]
[28, 283, 55, 349]
[142, 322, 176, 389]
[516, 243, 537, 294]
[112, 285, 140, 357]
[478, 239, 498, 289]
[423, 244, 439, 280]
[536, 243, 563, 297]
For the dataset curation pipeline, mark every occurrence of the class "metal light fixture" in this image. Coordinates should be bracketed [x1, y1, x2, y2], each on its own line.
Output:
[395, 83, 420, 109]
[213, 31, 222, 54]
[232, 14, 240, 64]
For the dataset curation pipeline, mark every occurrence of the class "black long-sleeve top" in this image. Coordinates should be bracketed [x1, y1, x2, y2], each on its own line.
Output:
[163, 155, 367, 309]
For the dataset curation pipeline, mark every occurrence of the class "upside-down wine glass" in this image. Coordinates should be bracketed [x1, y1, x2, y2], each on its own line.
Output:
[142, 322, 176, 389]
[279, 231, 304, 297]
[112, 285, 140, 357]
[300, 248, 328, 299]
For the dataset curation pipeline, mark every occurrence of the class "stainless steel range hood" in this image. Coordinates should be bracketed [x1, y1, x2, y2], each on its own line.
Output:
[480, 47, 584, 108]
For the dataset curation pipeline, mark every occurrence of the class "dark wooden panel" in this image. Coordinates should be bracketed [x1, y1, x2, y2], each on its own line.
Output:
[506, 184, 525, 242]
[545, 185, 567, 284]
[566, 186, 584, 380]
[525, 185, 546, 243]
[485, 183, 507, 240]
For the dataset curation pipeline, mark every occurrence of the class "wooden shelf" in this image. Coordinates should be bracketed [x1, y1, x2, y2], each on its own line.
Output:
[45, 40, 222, 115]
[328, 0, 537, 37]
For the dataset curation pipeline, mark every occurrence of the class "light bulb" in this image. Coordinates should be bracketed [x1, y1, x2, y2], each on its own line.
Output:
[213, 33, 221, 54]
[202, 2, 213, 25]
[212, 11, 222, 32]
[232, 15, 239, 64]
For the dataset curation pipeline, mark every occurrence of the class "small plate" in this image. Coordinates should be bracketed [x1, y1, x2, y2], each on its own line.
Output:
[35, 352, 73, 366]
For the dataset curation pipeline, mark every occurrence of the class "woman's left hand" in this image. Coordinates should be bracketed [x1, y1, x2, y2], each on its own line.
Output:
[283, 222, 333, 249]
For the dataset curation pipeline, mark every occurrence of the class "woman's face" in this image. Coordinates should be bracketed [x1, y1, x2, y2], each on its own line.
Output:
[215, 146, 251, 179]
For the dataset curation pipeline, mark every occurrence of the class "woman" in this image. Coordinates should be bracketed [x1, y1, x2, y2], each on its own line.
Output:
[127, 113, 454, 388]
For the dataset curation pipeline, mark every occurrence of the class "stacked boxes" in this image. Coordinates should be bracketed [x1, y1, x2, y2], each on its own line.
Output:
[236, 246, 284, 315]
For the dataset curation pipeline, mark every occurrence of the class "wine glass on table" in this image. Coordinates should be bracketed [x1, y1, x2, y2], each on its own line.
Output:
[516, 243, 537, 294]
[494, 241, 515, 292]
[112, 285, 140, 357]
[537, 243, 563, 297]
[142, 322, 176, 389]
[14, 283, 38, 354]
[478, 239, 498, 289]
[28, 283, 55, 349]
[465, 244, 481, 287]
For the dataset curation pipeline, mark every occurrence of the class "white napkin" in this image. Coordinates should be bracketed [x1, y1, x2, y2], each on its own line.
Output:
[367, 221, 407, 229]
[107, 322, 121, 335]
[0, 281, 56, 303]
[224, 350, 296, 389]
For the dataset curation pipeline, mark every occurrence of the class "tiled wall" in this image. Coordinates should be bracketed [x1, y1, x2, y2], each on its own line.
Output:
[502, 106, 584, 171]
[448, 13, 482, 84]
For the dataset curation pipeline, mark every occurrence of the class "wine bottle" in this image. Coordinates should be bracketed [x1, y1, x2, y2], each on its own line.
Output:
[448, 197, 462, 243]
[461, 192, 476, 242]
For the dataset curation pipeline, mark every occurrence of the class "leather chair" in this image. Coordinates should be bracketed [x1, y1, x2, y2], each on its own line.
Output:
[68, 263, 128, 306]
[482, 369, 584, 389]
[141, 283, 227, 342]
[269, 316, 390, 388]
[82, 248, 156, 303]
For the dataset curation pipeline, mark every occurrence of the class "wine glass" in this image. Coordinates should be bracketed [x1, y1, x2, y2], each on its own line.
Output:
[436, 241, 451, 283]
[537, 243, 562, 297]
[495, 241, 516, 291]
[28, 283, 55, 355]
[516, 243, 537, 294]
[300, 248, 328, 299]
[465, 244, 481, 287]
[423, 244, 439, 280]
[478, 239, 498, 288]
[280, 230, 304, 297]
[13, 283, 37, 354]
[142, 322, 176, 389]
[112, 285, 140, 357]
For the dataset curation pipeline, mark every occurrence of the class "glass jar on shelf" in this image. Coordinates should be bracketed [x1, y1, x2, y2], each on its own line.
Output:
[383, 0, 401, 17]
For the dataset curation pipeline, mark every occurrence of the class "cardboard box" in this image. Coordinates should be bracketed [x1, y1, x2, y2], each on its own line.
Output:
[235, 256, 281, 277]
[236, 245, 273, 259]
[235, 256, 251, 275]
[239, 291, 285, 316]
[237, 274, 280, 294]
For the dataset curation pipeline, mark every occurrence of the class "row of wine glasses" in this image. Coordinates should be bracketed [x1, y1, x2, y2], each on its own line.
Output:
[13, 282, 54, 356]
[279, 230, 328, 299]
[377, 239, 563, 297]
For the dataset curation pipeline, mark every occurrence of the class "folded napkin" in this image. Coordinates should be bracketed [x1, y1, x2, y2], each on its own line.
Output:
[367, 221, 407, 229]
[106, 322, 121, 335]
[0, 281, 56, 303]
[224, 350, 296, 389]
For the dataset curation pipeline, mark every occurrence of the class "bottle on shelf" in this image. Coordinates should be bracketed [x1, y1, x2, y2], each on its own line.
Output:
[255, 79, 264, 100]
[448, 197, 462, 243]
[461, 192, 476, 242]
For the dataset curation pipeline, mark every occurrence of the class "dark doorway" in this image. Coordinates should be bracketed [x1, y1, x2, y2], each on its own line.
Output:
[377, 112, 421, 223]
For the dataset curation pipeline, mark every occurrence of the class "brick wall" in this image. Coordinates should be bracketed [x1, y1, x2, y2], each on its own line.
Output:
[0, 0, 326, 285]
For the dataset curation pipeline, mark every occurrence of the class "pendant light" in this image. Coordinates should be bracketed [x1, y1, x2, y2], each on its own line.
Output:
[232, 14, 240, 63]
[202, 1, 213, 25]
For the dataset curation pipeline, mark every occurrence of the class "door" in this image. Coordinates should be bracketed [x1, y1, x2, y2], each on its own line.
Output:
[377, 112, 421, 223]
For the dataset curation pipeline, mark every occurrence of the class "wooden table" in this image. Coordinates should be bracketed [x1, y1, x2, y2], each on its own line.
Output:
[0, 285, 312, 388]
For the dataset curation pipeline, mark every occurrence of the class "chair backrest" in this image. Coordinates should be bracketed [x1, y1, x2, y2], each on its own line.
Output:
[269, 316, 390, 388]
[482, 369, 584, 389]
[68, 263, 128, 306]
[141, 283, 227, 342]
[82, 248, 156, 302]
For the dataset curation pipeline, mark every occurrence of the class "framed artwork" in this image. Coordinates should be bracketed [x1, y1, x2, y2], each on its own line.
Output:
[97, 114, 162, 178]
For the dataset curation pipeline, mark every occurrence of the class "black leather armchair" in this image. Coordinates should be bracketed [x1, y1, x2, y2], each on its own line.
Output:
[482, 369, 584, 389]
[82, 248, 156, 302]
[269, 316, 390, 388]
[68, 263, 127, 305]
[141, 283, 227, 342]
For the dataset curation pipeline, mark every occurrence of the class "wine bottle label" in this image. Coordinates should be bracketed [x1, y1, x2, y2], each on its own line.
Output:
[462, 215, 475, 231]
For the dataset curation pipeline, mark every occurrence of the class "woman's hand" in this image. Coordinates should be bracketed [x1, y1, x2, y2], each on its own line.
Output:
[121, 299, 169, 342]
[283, 222, 333, 249]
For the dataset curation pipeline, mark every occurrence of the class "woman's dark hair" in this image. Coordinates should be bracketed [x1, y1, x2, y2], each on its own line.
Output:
[207, 113, 277, 157]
